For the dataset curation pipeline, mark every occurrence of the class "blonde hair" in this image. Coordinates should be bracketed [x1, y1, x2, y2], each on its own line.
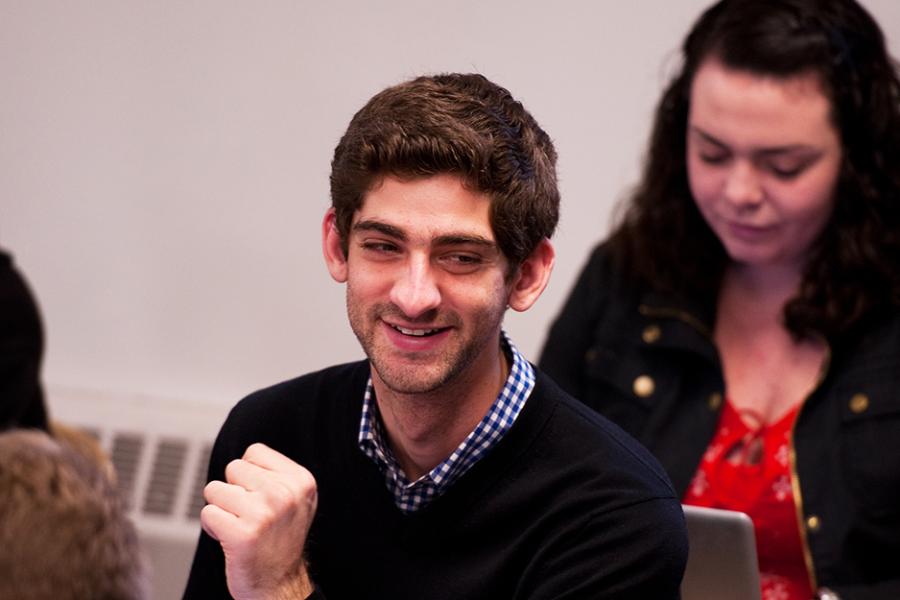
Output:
[0, 428, 147, 599]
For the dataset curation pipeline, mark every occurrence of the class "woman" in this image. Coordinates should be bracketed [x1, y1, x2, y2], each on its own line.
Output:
[540, 0, 900, 598]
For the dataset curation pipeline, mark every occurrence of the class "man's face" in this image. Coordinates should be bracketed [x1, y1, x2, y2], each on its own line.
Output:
[333, 174, 513, 395]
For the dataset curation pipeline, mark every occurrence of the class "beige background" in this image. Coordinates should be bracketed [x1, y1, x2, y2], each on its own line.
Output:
[3, 0, 899, 414]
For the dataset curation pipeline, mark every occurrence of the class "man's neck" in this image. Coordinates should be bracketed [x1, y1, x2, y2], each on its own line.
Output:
[372, 346, 509, 481]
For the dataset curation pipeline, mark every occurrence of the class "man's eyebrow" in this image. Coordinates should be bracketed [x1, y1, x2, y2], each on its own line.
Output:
[433, 234, 497, 249]
[352, 220, 406, 241]
[352, 220, 497, 249]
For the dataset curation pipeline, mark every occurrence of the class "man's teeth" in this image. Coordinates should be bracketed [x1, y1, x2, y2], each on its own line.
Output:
[394, 325, 440, 337]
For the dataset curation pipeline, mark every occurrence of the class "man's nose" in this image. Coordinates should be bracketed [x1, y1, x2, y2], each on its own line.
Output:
[389, 255, 441, 319]
[723, 161, 764, 209]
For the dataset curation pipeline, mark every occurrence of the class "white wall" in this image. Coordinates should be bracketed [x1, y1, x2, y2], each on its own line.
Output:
[3, 1, 899, 415]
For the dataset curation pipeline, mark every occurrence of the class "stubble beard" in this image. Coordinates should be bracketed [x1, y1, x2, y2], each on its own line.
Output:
[346, 293, 505, 396]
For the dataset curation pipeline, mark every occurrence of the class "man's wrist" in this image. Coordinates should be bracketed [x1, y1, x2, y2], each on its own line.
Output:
[271, 564, 314, 600]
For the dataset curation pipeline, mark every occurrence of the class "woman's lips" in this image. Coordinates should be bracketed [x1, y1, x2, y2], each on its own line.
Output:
[726, 220, 776, 241]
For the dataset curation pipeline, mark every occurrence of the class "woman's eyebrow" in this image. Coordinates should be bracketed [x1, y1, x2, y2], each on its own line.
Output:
[689, 126, 728, 148]
[690, 126, 818, 155]
[755, 146, 821, 157]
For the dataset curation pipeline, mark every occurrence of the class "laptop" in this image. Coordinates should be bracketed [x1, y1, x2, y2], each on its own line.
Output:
[680, 505, 762, 600]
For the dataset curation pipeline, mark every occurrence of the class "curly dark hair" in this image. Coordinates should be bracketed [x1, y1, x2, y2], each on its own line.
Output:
[608, 0, 900, 340]
[329, 73, 559, 272]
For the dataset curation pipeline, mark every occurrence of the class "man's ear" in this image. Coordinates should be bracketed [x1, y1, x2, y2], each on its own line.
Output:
[507, 238, 555, 312]
[322, 208, 348, 283]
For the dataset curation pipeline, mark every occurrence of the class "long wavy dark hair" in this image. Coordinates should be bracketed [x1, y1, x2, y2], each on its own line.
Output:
[608, 0, 900, 340]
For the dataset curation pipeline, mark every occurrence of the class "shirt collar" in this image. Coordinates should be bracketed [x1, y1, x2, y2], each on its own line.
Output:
[358, 331, 535, 512]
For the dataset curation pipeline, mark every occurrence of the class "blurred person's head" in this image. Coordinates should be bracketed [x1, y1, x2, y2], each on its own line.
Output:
[0, 250, 48, 431]
[0, 429, 147, 600]
[612, 0, 900, 339]
[329, 72, 560, 277]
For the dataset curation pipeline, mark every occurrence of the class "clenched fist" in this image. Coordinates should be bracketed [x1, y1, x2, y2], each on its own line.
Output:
[201, 443, 318, 599]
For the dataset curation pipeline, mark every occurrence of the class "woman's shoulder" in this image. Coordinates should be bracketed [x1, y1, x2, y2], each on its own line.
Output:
[837, 307, 900, 364]
[572, 240, 646, 300]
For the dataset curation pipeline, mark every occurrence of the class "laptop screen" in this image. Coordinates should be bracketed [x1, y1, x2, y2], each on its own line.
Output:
[681, 505, 761, 600]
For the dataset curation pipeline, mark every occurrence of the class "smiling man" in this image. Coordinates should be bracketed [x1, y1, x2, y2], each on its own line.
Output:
[183, 73, 687, 600]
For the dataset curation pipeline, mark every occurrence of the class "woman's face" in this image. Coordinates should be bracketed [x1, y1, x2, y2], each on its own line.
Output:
[686, 58, 843, 270]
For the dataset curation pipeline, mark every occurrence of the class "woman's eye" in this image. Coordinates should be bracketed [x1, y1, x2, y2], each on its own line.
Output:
[698, 152, 729, 165]
[767, 162, 806, 180]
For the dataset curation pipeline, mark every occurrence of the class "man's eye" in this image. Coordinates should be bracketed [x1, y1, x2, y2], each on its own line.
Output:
[361, 242, 399, 254]
[450, 254, 481, 264]
[441, 253, 484, 272]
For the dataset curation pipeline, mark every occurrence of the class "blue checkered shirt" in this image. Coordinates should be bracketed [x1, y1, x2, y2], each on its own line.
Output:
[358, 331, 535, 513]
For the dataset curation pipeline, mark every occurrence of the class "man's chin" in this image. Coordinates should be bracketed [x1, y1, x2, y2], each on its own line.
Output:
[370, 362, 453, 396]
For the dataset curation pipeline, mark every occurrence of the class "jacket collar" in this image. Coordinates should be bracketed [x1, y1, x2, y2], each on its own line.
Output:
[637, 289, 719, 365]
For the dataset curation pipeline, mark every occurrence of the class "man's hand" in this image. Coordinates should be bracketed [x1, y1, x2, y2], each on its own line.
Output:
[201, 443, 318, 599]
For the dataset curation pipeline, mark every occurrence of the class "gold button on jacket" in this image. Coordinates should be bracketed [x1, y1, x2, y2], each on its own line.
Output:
[633, 375, 655, 398]
[849, 393, 869, 414]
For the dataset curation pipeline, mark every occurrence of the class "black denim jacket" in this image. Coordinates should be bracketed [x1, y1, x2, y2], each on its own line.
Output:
[540, 243, 900, 600]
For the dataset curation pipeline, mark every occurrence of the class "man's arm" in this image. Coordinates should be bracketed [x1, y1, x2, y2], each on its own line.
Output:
[200, 443, 318, 600]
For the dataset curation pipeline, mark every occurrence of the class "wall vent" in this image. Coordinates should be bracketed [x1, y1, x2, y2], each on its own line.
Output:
[83, 429, 212, 524]
[48, 387, 229, 600]
[186, 442, 214, 520]
[110, 432, 146, 512]
[143, 438, 189, 516]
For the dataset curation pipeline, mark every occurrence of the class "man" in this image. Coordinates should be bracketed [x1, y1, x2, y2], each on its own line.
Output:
[184, 73, 687, 599]
[0, 429, 147, 599]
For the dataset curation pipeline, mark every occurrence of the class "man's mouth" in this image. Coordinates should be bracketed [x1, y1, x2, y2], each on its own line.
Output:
[391, 324, 445, 337]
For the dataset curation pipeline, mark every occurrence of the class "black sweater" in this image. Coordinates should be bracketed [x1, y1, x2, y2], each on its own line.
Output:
[184, 361, 687, 599]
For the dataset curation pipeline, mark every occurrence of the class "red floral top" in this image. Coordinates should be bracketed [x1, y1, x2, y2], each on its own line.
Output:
[683, 400, 813, 600]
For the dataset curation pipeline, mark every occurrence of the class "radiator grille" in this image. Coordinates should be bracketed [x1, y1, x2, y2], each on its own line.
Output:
[186, 442, 213, 519]
[143, 439, 190, 516]
[48, 387, 228, 600]
[110, 433, 146, 511]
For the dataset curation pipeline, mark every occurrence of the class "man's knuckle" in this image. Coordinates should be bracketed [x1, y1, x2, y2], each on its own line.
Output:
[203, 479, 222, 501]
[224, 459, 243, 480]
[244, 442, 268, 459]
[266, 481, 295, 508]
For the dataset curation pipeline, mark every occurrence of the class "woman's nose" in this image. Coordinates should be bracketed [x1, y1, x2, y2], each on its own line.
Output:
[723, 161, 764, 209]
